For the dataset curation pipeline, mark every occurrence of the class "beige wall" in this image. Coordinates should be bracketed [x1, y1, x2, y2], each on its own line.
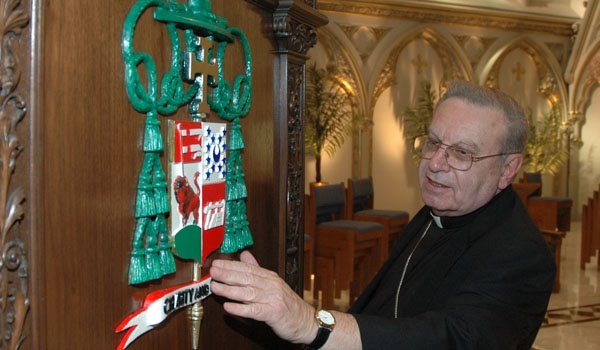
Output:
[306, 2, 600, 220]
[579, 89, 600, 208]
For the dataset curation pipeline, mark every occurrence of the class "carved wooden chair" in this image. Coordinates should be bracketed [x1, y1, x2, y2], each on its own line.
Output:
[514, 172, 572, 292]
[581, 185, 600, 270]
[307, 182, 386, 305]
[303, 233, 314, 291]
[346, 177, 409, 257]
[516, 172, 572, 232]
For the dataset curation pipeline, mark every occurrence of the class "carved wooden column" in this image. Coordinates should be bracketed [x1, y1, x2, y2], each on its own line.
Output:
[272, 1, 327, 292]
[247, 0, 326, 292]
[0, 0, 32, 349]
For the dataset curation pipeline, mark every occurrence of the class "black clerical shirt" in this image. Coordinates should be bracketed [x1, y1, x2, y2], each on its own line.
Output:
[349, 186, 556, 349]
[359, 216, 449, 317]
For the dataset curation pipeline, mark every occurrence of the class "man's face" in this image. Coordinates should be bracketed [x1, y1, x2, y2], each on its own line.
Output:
[418, 98, 513, 217]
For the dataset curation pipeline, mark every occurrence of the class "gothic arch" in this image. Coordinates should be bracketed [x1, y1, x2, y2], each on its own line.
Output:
[346, 25, 473, 179]
[481, 35, 571, 195]
[568, 39, 600, 145]
[481, 36, 568, 121]
[309, 24, 372, 177]
[370, 25, 473, 118]
[314, 25, 367, 117]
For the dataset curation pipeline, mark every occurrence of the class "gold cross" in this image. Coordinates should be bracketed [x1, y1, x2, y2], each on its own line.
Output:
[183, 36, 219, 114]
[512, 62, 526, 81]
[412, 54, 428, 74]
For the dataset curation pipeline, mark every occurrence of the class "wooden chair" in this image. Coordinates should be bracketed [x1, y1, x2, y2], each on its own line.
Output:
[303, 233, 314, 292]
[581, 185, 600, 269]
[540, 229, 566, 292]
[346, 177, 409, 256]
[513, 172, 572, 292]
[307, 182, 386, 305]
[528, 196, 572, 232]
[515, 172, 573, 232]
[514, 172, 542, 206]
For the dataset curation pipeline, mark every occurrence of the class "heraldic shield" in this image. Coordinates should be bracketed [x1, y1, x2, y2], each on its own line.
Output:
[169, 120, 227, 264]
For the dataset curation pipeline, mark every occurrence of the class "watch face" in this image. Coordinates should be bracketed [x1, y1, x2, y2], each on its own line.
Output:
[318, 309, 335, 325]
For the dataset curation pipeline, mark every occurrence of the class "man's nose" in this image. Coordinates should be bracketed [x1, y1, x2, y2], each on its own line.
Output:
[428, 145, 451, 171]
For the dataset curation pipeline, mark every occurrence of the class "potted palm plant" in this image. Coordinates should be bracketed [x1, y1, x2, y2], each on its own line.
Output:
[401, 81, 438, 163]
[524, 109, 568, 176]
[305, 63, 354, 183]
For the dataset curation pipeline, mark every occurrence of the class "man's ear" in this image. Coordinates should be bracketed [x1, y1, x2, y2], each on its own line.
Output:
[498, 153, 523, 190]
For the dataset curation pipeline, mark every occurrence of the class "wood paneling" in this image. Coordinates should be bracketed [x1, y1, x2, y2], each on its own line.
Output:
[30, 0, 324, 348]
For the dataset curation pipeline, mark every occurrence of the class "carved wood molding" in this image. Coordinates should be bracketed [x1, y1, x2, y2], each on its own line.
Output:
[251, 0, 326, 291]
[284, 63, 304, 293]
[318, 0, 576, 37]
[0, 0, 30, 349]
[272, 0, 327, 55]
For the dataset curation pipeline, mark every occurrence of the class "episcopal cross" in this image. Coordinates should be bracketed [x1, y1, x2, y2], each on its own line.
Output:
[512, 62, 526, 81]
[183, 36, 219, 115]
[412, 54, 428, 75]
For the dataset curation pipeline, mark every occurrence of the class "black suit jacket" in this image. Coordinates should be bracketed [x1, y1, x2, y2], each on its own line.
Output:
[349, 186, 556, 349]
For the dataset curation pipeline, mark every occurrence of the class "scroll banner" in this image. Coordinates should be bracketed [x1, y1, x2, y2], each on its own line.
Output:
[115, 275, 212, 349]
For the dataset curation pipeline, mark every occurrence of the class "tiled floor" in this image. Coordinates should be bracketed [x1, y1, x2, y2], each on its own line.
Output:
[533, 222, 600, 349]
[305, 222, 600, 349]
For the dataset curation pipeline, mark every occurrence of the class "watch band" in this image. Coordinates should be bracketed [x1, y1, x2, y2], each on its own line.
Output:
[306, 326, 332, 349]
[307, 309, 335, 349]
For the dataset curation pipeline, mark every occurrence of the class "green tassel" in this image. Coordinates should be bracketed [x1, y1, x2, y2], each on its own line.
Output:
[144, 217, 162, 280]
[229, 122, 244, 150]
[230, 150, 241, 171]
[240, 225, 254, 248]
[237, 175, 247, 199]
[129, 218, 149, 284]
[153, 158, 169, 214]
[154, 188, 169, 214]
[135, 156, 156, 217]
[226, 178, 236, 201]
[145, 248, 162, 280]
[159, 242, 176, 275]
[131, 217, 148, 248]
[232, 179, 241, 201]
[220, 224, 237, 254]
[144, 112, 163, 152]
[128, 249, 148, 285]
[135, 184, 156, 217]
[156, 216, 176, 275]
[227, 201, 253, 252]
[220, 201, 237, 253]
[237, 202, 254, 248]
[232, 225, 253, 251]
[231, 200, 253, 251]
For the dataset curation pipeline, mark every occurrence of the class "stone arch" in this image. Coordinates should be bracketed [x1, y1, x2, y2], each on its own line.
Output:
[314, 25, 368, 118]
[481, 35, 570, 195]
[369, 25, 473, 119]
[568, 40, 600, 145]
[481, 35, 568, 121]
[309, 24, 371, 178]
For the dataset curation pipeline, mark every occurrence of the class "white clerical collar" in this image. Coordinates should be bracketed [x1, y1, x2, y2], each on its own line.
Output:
[430, 212, 443, 228]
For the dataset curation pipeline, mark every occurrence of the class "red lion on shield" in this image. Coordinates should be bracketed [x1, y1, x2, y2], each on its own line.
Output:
[173, 171, 201, 226]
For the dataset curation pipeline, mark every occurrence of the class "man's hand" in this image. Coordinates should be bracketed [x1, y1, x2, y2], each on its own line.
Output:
[210, 251, 318, 344]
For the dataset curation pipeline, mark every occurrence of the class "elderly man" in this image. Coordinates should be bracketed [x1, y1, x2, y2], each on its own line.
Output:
[210, 81, 556, 349]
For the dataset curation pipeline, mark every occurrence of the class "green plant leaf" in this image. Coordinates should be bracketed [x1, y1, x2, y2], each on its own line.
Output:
[401, 81, 438, 164]
[305, 63, 355, 182]
[524, 109, 568, 176]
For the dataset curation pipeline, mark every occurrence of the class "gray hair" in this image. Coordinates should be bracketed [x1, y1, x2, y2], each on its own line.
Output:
[435, 81, 529, 154]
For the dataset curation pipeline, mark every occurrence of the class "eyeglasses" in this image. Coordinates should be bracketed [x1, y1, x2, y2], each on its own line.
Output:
[413, 135, 510, 171]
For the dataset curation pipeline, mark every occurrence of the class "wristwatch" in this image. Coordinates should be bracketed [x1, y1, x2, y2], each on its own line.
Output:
[307, 308, 336, 349]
